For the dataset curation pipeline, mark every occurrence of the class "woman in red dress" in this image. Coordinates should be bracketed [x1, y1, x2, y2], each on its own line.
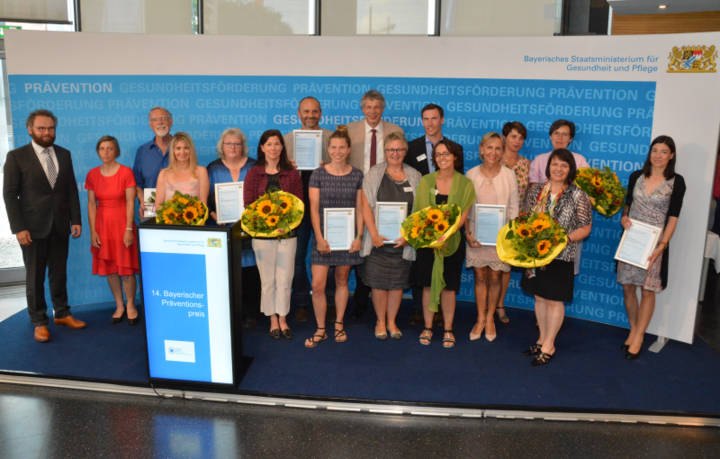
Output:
[86, 136, 140, 325]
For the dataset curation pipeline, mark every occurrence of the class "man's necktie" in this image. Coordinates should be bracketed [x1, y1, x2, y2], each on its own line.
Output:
[44, 149, 57, 188]
[370, 129, 377, 168]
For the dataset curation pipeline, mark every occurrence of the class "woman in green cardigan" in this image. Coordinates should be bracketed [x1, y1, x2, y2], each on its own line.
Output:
[413, 139, 476, 348]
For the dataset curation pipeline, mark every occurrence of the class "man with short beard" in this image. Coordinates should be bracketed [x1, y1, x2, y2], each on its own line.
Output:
[3, 109, 84, 342]
[132, 107, 173, 218]
[283, 97, 333, 323]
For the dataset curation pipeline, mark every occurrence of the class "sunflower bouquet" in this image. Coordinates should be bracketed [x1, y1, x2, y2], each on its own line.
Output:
[496, 212, 567, 268]
[401, 203, 462, 250]
[156, 191, 209, 225]
[575, 167, 626, 217]
[241, 191, 304, 238]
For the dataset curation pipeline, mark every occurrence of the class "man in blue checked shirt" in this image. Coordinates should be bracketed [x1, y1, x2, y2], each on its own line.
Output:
[132, 107, 174, 218]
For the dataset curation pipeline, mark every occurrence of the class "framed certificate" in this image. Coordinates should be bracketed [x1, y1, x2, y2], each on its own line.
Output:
[144, 188, 157, 217]
[324, 208, 355, 251]
[375, 202, 408, 243]
[614, 219, 662, 269]
[293, 130, 323, 170]
[474, 204, 506, 246]
[214, 182, 244, 224]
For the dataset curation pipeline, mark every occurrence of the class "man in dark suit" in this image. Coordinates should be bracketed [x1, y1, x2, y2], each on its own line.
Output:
[404, 104, 464, 325]
[404, 104, 464, 176]
[3, 109, 85, 342]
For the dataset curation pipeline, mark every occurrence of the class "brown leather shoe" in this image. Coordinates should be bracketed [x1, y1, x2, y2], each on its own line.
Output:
[34, 326, 50, 342]
[54, 316, 87, 329]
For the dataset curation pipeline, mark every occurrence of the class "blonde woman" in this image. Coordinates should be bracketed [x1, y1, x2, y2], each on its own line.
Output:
[465, 132, 519, 342]
[155, 132, 210, 205]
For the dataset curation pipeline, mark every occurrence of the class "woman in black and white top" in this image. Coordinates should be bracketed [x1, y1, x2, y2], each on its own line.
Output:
[520, 149, 593, 366]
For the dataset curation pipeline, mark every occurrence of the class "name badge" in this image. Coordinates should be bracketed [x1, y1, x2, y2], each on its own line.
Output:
[403, 187, 413, 193]
[417, 154, 427, 161]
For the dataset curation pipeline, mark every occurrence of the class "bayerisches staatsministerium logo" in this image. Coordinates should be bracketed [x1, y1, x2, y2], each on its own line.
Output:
[207, 238, 222, 248]
[667, 45, 717, 72]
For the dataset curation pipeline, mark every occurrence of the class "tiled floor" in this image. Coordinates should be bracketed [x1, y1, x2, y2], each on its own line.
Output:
[0, 383, 719, 459]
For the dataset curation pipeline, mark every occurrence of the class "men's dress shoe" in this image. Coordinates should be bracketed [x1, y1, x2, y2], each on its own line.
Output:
[408, 311, 422, 326]
[54, 316, 87, 329]
[295, 307, 309, 323]
[34, 326, 50, 342]
[351, 306, 367, 320]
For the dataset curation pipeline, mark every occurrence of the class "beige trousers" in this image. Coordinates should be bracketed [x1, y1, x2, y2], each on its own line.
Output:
[252, 238, 297, 317]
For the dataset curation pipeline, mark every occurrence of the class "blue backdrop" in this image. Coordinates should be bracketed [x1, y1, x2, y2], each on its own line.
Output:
[8, 75, 655, 328]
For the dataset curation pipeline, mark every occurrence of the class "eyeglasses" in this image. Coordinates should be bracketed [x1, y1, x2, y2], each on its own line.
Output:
[435, 152, 453, 158]
[224, 142, 242, 148]
[552, 132, 571, 138]
[32, 126, 55, 133]
[385, 148, 406, 154]
[150, 117, 171, 123]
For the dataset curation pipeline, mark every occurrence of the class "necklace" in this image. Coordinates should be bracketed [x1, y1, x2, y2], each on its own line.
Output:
[481, 164, 501, 184]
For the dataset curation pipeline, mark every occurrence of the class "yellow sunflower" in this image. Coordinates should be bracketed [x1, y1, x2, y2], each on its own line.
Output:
[257, 200, 274, 218]
[427, 209, 443, 222]
[177, 197, 189, 205]
[183, 206, 199, 223]
[434, 220, 449, 233]
[590, 176, 602, 188]
[537, 240, 551, 255]
[265, 215, 279, 227]
[410, 227, 419, 239]
[162, 208, 178, 224]
[531, 219, 551, 233]
[277, 196, 293, 214]
[517, 223, 532, 238]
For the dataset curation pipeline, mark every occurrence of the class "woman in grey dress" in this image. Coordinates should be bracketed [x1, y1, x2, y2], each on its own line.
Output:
[360, 132, 421, 340]
[617, 136, 686, 360]
[305, 125, 364, 348]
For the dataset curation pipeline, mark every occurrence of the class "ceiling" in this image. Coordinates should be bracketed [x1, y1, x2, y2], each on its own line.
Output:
[608, 0, 720, 15]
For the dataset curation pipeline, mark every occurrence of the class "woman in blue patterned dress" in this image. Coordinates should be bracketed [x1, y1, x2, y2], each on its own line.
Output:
[305, 125, 364, 348]
[617, 136, 685, 360]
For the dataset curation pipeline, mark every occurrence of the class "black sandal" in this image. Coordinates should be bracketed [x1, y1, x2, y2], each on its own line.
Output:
[531, 352, 553, 366]
[442, 330, 456, 348]
[270, 328, 281, 340]
[334, 322, 347, 343]
[305, 328, 327, 348]
[419, 328, 433, 345]
[495, 307, 510, 324]
[524, 343, 542, 356]
[281, 328, 293, 340]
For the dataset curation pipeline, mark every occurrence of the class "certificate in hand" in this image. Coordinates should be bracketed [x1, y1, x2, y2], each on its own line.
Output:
[144, 188, 157, 217]
[474, 204, 506, 246]
[215, 182, 244, 224]
[293, 130, 323, 170]
[614, 219, 662, 269]
[324, 208, 354, 251]
[375, 202, 407, 243]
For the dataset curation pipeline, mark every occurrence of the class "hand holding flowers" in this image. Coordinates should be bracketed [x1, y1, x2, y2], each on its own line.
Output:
[241, 191, 304, 237]
[497, 212, 567, 268]
[156, 191, 209, 226]
[575, 167, 626, 217]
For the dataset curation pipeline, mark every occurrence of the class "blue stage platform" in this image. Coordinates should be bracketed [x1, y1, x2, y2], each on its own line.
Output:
[1, 300, 719, 416]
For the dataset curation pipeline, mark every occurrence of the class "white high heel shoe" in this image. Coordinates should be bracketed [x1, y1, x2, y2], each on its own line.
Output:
[470, 322, 485, 341]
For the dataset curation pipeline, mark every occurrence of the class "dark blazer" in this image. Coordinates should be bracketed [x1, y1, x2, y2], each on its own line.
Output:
[404, 136, 465, 176]
[3, 143, 82, 239]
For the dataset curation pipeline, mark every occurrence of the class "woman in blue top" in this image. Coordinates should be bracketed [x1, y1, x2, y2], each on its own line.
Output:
[207, 127, 260, 328]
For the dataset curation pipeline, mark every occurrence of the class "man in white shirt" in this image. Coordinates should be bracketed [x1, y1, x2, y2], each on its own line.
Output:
[3, 110, 85, 342]
[346, 90, 404, 318]
[346, 90, 404, 174]
[528, 119, 589, 187]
